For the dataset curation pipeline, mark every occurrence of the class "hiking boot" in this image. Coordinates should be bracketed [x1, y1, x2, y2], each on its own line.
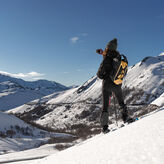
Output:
[126, 117, 135, 123]
[102, 125, 110, 134]
[121, 108, 134, 123]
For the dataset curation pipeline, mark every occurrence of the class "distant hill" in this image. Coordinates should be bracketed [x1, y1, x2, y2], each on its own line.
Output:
[0, 73, 69, 111]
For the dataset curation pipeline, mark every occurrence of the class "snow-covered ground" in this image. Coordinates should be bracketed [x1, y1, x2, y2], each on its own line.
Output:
[1, 106, 163, 164]
[151, 92, 164, 107]
[0, 144, 58, 164]
[34, 107, 164, 164]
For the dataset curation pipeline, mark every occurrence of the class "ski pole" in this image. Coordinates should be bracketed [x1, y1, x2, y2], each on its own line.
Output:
[109, 95, 112, 106]
[113, 92, 118, 127]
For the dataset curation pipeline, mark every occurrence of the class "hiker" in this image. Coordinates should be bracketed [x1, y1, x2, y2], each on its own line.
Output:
[96, 38, 132, 133]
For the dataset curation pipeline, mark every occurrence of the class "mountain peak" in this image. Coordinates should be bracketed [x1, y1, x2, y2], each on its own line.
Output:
[158, 52, 164, 56]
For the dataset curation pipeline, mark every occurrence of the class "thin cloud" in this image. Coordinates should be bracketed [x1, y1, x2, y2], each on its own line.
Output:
[70, 37, 79, 44]
[81, 33, 88, 37]
[76, 69, 83, 72]
[63, 71, 70, 74]
[70, 33, 88, 44]
[27, 72, 44, 77]
[0, 71, 44, 79]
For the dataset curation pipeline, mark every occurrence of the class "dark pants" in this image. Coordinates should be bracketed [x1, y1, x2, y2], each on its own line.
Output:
[100, 78, 126, 127]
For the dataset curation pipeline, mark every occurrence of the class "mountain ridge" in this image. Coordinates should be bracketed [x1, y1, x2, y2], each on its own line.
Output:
[8, 54, 164, 133]
[0, 73, 69, 111]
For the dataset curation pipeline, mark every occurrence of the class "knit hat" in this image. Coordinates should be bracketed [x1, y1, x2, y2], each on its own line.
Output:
[106, 38, 117, 51]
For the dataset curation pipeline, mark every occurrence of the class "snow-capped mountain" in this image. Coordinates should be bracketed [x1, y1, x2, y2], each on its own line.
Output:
[0, 73, 69, 111]
[123, 53, 164, 105]
[8, 53, 164, 135]
[0, 111, 74, 155]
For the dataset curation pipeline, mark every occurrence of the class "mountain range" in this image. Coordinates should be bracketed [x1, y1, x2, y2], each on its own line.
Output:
[7, 53, 164, 135]
[0, 74, 69, 111]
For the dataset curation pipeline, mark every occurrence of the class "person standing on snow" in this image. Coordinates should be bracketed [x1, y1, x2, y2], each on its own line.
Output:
[96, 38, 132, 133]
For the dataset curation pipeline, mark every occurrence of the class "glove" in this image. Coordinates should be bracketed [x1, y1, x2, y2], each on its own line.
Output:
[96, 49, 103, 54]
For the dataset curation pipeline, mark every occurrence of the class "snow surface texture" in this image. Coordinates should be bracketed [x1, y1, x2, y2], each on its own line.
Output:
[31, 107, 164, 164]
[151, 92, 164, 107]
[0, 73, 68, 111]
[8, 54, 164, 130]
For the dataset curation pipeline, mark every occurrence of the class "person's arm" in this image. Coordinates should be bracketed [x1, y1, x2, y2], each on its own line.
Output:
[96, 49, 103, 54]
[96, 48, 109, 58]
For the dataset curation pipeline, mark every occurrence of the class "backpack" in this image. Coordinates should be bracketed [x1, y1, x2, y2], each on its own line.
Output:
[110, 54, 128, 85]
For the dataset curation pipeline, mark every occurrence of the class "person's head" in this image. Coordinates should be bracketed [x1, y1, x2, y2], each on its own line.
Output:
[106, 38, 117, 51]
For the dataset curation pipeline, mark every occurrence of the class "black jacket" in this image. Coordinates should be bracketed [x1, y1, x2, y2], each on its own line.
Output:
[97, 50, 120, 80]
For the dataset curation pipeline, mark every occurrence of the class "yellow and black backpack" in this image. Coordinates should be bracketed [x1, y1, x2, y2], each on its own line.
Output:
[110, 54, 128, 85]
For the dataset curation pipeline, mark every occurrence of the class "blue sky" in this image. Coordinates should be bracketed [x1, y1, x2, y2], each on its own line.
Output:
[0, 0, 164, 86]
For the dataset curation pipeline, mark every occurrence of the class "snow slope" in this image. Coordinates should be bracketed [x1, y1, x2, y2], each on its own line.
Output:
[0, 73, 69, 111]
[151, 92, 164, 107]
[123, 54, 164, 104]
[31, 107, 164, 164]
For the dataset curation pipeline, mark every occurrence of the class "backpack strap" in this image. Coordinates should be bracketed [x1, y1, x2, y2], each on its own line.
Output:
[121, 54, 128, 64]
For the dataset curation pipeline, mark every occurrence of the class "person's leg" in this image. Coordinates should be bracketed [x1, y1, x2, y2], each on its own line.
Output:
[100, 79, 112, 131]
[112, 84, 129, 122]
[112, 84, 125, 108]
